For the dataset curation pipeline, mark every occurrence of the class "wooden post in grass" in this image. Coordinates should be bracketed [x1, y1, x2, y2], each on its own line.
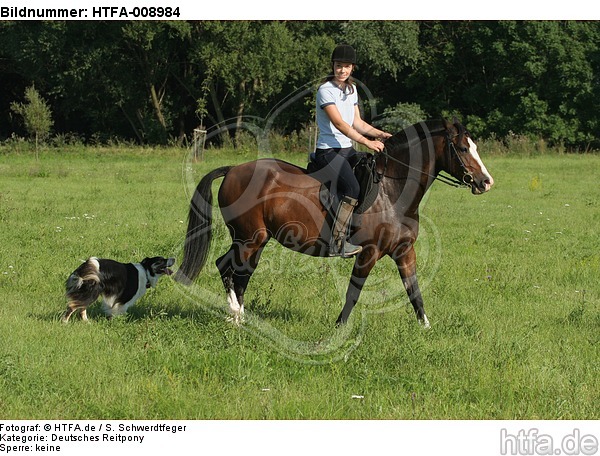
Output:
[193, 127, 207, 161]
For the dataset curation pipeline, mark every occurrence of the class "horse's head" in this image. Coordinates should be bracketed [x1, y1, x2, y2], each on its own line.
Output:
[442, 118, 494, 195]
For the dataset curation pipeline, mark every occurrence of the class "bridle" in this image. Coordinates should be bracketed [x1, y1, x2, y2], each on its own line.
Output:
[378, 130, 473, 189]
[446, 131, 475, 187]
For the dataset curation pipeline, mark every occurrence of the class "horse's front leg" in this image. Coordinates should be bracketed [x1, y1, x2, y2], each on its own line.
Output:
[336, 248, 379, 326]
[393, 244, 430, 328]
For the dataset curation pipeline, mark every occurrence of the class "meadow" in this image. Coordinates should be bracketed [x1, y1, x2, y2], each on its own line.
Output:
[0, 145, 598, 419]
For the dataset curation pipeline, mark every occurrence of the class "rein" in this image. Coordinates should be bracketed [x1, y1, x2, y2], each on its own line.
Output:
[378, 132, 471, 189]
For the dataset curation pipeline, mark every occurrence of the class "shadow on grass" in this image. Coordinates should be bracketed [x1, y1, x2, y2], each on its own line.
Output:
[245, 298, 305, 322]
[41, 301, 314, 327]
[33, 301, 222, 326]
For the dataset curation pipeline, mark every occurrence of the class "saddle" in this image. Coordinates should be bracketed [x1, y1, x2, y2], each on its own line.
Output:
[306, 151, 382, 215]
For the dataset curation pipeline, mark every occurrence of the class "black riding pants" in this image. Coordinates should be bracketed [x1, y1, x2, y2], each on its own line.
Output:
[314, 147, 360, 200]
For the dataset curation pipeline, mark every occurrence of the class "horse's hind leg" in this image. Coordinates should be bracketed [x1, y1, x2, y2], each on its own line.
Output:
[216, 232, 268, 324]
[216, 250, 241, 322]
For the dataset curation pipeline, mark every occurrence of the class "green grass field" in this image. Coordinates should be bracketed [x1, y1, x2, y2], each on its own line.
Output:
[0, 146, 598, 419]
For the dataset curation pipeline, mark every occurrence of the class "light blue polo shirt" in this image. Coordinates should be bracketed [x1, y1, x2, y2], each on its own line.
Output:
[316, 81, 358, 149]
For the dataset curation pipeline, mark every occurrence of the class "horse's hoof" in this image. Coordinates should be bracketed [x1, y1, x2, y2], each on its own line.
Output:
[226, 313, 244, 326]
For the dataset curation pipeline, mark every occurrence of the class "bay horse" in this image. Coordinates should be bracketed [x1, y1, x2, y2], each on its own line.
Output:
[175, 118, 494, 327]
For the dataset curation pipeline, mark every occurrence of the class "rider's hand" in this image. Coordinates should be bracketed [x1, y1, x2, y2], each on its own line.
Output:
[367, 139, 385, 153]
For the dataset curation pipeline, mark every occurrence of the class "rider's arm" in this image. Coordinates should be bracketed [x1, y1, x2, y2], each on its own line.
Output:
[352, 106, 392, 140]
[322, 104, 384, 153]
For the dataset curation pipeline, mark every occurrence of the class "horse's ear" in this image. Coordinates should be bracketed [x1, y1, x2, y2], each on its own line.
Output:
[442, 117, 454, 131]
[452, 116, 460, 125]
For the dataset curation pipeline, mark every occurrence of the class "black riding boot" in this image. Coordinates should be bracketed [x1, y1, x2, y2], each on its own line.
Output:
[329, 196, 362, 258]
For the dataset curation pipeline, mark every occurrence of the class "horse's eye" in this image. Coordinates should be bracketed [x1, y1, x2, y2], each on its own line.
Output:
[459, 146, 468, 153]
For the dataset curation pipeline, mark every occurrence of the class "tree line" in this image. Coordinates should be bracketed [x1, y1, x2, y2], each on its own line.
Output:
[1, 21, 598, 150]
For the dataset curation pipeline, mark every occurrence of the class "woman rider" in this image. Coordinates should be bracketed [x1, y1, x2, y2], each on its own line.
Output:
[314, 44, 391, 257]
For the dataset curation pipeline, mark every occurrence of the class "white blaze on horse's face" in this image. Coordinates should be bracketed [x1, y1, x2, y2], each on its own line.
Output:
[466, 137, 494, 194]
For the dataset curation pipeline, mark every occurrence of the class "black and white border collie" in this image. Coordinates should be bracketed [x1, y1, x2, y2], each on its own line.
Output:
[62, 256, 175, 322]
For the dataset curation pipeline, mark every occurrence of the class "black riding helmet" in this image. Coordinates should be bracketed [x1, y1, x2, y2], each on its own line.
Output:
[331, 44, 356, 64]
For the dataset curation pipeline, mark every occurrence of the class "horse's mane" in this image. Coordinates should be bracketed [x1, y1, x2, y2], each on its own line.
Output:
[384, 119, 448, 152]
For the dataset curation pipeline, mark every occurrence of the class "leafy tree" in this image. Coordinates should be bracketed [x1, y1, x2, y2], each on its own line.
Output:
[377, 102, 427, 132]
[336, 21, 421, 83]
[407, 21, 600, 148]
[1, 20, 599, 149]
[0, 21, 194, 145]
[189, 21, 336, 141]
[120, 21, 192, 143]
[10, 85, 53, 158]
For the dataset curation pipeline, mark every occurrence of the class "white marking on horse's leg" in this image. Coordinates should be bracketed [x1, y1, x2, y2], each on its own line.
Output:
[226, 288, 238, 313]
[419, 314, 431, 329]
[226, 288, 243, 325]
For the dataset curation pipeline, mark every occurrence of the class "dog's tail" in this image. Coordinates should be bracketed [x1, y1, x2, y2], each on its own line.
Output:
[65, 257, 102, 302]
[66, 257, 101, 291]
[63, 258, 102, 323]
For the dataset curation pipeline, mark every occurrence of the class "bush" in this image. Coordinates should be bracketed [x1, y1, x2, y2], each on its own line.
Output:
[375, 102, 427, 133]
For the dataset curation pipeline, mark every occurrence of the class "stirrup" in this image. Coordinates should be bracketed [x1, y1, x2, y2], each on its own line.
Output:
[329, 239, 362, 258]
[341, 241, 362, 258]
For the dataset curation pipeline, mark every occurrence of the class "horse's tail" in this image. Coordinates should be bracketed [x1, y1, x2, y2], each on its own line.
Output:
[174, 166, 233, 285]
